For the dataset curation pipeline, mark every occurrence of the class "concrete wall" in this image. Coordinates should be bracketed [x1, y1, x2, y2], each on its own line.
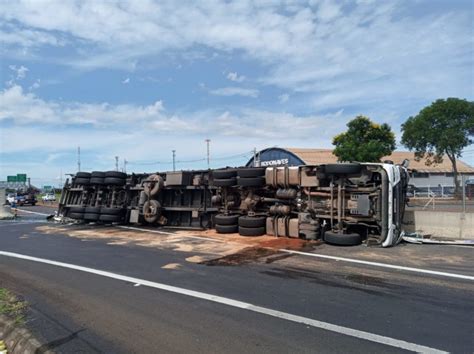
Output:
[403, 210, 474, 240]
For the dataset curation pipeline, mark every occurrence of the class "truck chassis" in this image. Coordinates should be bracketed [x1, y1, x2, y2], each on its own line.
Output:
[58, 162, 408, 247]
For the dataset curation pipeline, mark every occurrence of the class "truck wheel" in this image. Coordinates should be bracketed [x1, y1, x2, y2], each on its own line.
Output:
[214, 214, 239, 225]
[91, 171, 106, 178]
[69, 206, 85, 213]
[143, 174, 164, 197]
[324, 231, 361, 245]
[100, 207, 124, 215]
[237, 168, 266, 178]
[237, 177, 265, 187]
[213, 178, 237, 187]
[213, 169, 237, 179]
[215, 224, 238, 234]
[85, 206, 101, 214]
[90, 177, 105, 185]
[99, 214, 122, 222]
[76, 172, 91, 178]
[142, 200, 161, 223]
[104, 177, 126, 186]
[238, 216, 266, 228]
[238, 226, 266, 237]
[84, 213, 100, 221]
[105, 171, 127, 179]
[68, 212, 84, 219]
[324, 163, 361, 175]
[74, 177, 90, 185]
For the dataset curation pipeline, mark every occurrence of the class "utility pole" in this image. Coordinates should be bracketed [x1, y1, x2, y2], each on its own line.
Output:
[205, 139, 211, 169]
[253, 147, 257, 167]
[77, 146, 81, 172]
[172, 150, 176, 172]
[123, 159, 128, 173]
[115, 156, 119, 171]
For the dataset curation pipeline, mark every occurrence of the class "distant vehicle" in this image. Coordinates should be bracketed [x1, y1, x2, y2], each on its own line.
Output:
[15, 194, 36, 206]
[6, 193, 16, 204]
[42, 193, 56, 202]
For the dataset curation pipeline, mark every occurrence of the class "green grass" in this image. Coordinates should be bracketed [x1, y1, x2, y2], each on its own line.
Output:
[0, 288, 28, 324]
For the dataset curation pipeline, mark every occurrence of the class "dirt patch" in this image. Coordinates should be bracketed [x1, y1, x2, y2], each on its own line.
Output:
[161, 263, 182, 270]
[257, 237, 318, 251]
[200, 247, 279, 266]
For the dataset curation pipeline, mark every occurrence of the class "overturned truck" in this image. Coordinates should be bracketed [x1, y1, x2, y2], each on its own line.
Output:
[58, 162, 408, 247]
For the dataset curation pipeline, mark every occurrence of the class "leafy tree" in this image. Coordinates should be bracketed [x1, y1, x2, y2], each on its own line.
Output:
[401, 98, 474, 196]
[332, 115, 396, 162]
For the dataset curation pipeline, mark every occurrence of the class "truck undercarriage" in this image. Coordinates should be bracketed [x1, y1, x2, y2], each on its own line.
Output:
[58, 162, 408, 247]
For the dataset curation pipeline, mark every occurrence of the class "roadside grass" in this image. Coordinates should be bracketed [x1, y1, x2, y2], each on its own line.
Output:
[0, 288, 28, 324]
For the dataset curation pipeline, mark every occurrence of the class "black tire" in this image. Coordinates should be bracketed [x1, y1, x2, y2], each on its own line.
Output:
[143, 174, 164, 197]
[68, 212, 84, 219]
[74, 177, 90, 185]
[237, 176, 265, 187]
[213, 178, 237, 187]
[104, 177, 126, 186]
[90, 177, 105, 185]
[105, 171, 127, 179]
[85, 206, 101, 213]
[324, 231, 362, 245]
[237, 168, 266, 178]
[99, 214, 123, 222]
[238, 226, 266, 236]
[325, 163, 361, 175]
[213, 169, 237, 179]
[69, 206, 85, 213]
[214, 214, 239, 225]
[84, 213, 100, 221]
[76, 172, 91, 178]
[142, 200, 161, 224]
[215, 224, 239, 234]
[100, 207, 124, 215]
[238, 216, 266, 228]
[91, 171, 106, 178]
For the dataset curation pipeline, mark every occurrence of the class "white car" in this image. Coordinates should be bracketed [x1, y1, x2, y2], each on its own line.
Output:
[42, 193, 56, 202]
[7, 194, 16, 204]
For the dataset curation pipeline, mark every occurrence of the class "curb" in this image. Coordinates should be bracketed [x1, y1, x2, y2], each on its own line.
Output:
[0, 315, 52, 354]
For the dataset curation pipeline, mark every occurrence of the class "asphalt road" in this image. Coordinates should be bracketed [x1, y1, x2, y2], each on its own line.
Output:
[0, 206, 473, 353]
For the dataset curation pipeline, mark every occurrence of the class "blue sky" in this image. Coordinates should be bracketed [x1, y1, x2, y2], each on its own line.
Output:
[0, 0, 473, 188]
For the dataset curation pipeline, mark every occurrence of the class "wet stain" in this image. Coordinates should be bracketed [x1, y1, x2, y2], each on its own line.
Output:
[260, 267, 401, 297]
[200, 247, 278, 266]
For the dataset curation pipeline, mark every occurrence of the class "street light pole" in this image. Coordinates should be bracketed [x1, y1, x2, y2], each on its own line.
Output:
[205, 139, 211, 169]
[172, 150, 176, 172]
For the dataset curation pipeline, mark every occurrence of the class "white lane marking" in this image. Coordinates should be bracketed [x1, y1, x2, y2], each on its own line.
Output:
[0, 251, 447, 353]
[117, 225, 225, 243]
[280, 249, 474, 281]
[16, 209, 51, 216]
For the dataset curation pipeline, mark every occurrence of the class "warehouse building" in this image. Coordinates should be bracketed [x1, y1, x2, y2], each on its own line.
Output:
[246, 147, 474, 196]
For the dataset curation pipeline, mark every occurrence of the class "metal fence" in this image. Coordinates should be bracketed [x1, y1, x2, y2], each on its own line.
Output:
[407, 176, 474, 212]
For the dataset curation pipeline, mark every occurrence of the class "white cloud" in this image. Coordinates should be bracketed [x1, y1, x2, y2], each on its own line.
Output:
[0, 1, 470, 113]
[122, 77, 130, 84]
[226, 72, 245, 82]
[209, 87, 259, 98]
[29, 79, 41, 91]
[278, 93, 289, 103]
[9, 65, 29, 79]
[0, 85, 164, 125]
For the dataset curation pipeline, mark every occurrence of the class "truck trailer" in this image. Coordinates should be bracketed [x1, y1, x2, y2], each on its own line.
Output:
[58, 162, 409, 247]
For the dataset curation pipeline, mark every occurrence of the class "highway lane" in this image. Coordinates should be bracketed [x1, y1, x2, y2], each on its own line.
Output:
[0, 208, 473, 352]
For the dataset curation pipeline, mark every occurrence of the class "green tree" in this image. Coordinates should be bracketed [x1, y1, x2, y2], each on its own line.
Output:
[332, 116, 396, 162]
[401, 98, 474, 196]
